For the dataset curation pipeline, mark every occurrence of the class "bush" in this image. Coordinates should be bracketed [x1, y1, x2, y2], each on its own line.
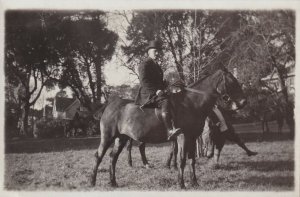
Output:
[35, 118, 68, 138]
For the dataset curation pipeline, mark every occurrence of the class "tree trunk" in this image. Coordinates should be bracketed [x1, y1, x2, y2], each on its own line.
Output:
[95, 60, 102, 103]
[19, 103, 30, 137]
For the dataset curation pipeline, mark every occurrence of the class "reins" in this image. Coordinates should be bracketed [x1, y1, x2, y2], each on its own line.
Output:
[184, 87, 205, 95]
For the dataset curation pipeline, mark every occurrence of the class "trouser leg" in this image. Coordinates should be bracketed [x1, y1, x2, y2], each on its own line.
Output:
[161, 99, 181, 140]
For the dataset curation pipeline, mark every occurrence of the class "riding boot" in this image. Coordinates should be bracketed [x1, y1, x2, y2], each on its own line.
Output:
[161, 112, 182, 140]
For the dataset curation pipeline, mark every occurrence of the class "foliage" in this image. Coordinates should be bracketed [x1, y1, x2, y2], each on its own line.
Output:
[5, 11, 61, 136]
[121, 10, 294, 86]
[54, 11, 118, 109]
[35, 118, 67, 138]
[5, 10, 118, 136]
[120, 10, 295, 124]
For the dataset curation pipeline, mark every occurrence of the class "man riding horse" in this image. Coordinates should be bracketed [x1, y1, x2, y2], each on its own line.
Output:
[135, 40, 181, 140]
[90, 40, 247, 188]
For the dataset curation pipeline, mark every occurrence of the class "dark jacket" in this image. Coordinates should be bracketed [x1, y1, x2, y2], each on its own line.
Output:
[135, 57, 165, 105]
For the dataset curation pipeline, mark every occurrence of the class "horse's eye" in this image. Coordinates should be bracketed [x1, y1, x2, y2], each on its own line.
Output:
[222, 95, 230, 102]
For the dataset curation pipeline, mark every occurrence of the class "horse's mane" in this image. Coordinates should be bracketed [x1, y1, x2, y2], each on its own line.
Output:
[188, 64, 227, 88]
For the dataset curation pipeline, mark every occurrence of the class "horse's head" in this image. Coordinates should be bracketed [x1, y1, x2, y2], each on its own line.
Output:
[214, 69, 247, 110]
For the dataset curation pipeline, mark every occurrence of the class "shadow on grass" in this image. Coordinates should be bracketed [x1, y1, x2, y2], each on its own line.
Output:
[216, 160, 294, 172]
[240, 160, 294, 172]
[237, 175, 294, 190]
[237, 132, 293, 143]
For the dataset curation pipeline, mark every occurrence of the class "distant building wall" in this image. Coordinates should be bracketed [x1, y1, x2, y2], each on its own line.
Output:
[65, 100, 81, 120]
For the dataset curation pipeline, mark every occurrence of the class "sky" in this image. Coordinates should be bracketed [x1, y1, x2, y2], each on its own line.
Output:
[104, 11, 138, 86]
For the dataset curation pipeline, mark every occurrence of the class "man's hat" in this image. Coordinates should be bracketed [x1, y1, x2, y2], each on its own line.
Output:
[146, 40, 162, 51]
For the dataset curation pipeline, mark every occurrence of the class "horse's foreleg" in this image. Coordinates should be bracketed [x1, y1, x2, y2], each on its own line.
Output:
[90, 138, 113, 187]
[109, 136, 128, 187]
[188, 139, 198, 187]
[196, 137, 203, 157]
[177, 134, 187, 189]
[214, 137, 225, 165]
[165, 142, 174, 169]
[127, 139, 133, 167]
[139, 142, 151, 168]
[165, 140, 178, 169]
[173, 139, 178, 169]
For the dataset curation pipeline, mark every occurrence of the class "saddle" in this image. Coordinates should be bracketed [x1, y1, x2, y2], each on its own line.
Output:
[140, 80, 186, 122]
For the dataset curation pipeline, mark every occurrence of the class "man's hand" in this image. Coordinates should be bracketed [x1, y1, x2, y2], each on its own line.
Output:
[156, 90, 164, 96]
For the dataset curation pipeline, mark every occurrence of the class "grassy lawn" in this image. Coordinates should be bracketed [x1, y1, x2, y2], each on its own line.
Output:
[4, 136, 294, 191]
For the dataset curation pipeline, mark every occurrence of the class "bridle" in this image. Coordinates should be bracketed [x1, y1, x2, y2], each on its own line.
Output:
[216, 71, 232, 104]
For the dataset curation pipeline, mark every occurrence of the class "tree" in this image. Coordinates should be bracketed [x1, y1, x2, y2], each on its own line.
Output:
[121, 11, 244, 83]
[120, 10, 295, 134]
[122, 11, 190, 82]
[5, 11, 118, 136]
[5, 11, 59, 136]
[53, 11, 118, 110]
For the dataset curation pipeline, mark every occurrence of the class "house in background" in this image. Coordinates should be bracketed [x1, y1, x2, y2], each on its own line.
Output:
[261, 63, 295, 95]
[44, 105, 53, 119]
[50, 97, 88, 120]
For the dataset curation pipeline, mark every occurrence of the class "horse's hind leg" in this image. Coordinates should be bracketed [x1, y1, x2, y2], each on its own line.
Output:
[177, 134, 187, 189]
[187, 138, 198, 187]
[139, 142, 151, 168]
[110, 135, 128, 187]
[90, 136, 114, 187]
[127, 139, 133, 167]
[213, 136, 225, 165]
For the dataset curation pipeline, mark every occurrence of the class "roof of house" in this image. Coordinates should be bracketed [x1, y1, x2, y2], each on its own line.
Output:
[55, 97, 76, 112]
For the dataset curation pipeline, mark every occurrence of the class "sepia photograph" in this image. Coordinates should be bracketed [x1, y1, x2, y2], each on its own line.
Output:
[0, 0, 298, 196]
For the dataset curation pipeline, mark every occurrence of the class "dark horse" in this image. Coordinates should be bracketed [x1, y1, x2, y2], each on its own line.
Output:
[259, 106, 284, 135]
[90, 68, 246, 189]
[201, 117, 257, 165]
[64, 111, 95, 137]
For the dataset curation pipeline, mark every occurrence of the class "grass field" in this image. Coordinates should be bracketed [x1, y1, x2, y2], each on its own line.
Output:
[4, 133, 294, 191]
